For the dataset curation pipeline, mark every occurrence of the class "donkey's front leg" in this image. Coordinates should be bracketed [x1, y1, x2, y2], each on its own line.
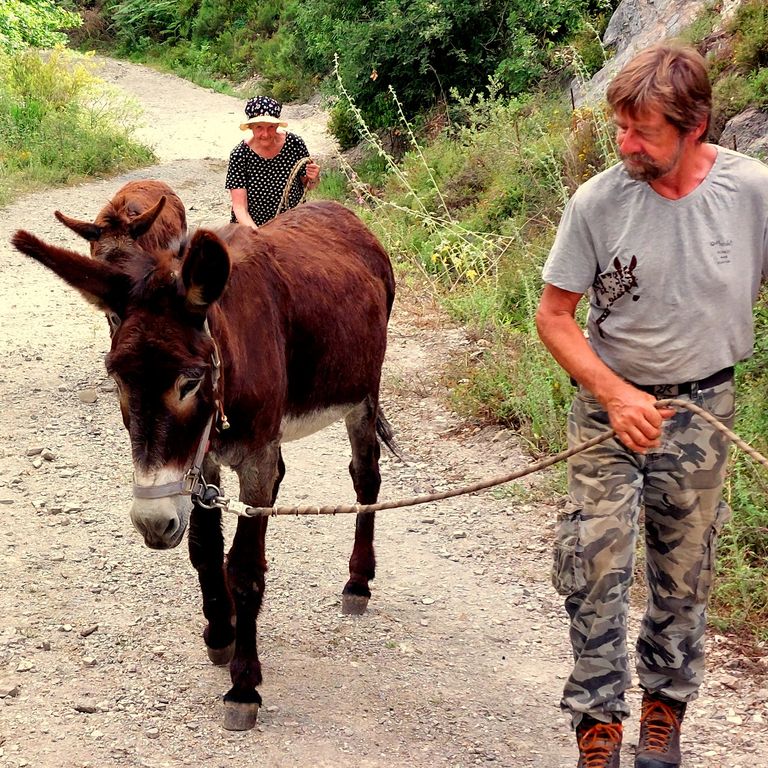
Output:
[222, 514, 268, 730]
[188, 463, 235, 666]
[222, 444, 284, 731]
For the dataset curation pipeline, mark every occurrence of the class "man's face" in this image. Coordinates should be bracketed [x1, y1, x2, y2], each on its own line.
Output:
[614, 108, 686, 181]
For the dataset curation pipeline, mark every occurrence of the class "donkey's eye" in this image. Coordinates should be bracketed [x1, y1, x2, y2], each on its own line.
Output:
[177, 376, 203, 400]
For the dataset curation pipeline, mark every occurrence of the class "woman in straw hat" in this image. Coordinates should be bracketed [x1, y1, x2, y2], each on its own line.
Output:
[225, 96, 321, 229]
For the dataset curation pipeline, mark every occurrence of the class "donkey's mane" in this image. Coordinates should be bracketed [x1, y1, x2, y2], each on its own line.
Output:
[122, 244, 183, 303]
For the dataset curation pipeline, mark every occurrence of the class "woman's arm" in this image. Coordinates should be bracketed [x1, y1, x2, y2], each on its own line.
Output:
[229, 189, 259, 230]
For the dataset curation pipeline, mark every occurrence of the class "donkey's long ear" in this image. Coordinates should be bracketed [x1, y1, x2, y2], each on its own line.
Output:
[54, 210, 103, 242]
[181, 229, 230, 313]
[11, 230, 129, 312]
[128, 195, 167, 241]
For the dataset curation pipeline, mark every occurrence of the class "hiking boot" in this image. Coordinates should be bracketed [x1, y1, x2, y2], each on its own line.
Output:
[635, 691, 686, 767]
[576, 715, 623, 768]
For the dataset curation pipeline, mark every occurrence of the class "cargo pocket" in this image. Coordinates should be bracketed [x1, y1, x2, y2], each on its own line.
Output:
[699, 382, 735, 429]
[695, 500, 732, 602]
[552, 508, 586, 596]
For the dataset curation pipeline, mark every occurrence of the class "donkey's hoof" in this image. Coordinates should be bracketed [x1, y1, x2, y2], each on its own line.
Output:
[206, 641, 235, 666]
[223, 700, 260, 731]
[341, 593, 369, 615]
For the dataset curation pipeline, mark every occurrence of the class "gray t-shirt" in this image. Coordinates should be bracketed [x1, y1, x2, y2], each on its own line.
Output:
[542, 147, 768, 384]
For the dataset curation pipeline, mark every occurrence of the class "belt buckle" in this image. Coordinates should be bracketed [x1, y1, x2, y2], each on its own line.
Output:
[653, 383, 679, 398]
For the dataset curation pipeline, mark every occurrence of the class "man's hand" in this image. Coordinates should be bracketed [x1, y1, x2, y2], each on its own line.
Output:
[602, 383, 675, 453]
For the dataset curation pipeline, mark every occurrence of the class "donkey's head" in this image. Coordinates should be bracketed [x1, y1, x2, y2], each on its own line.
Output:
[11, 228, 231, 549]
[55, 180, 187, 267]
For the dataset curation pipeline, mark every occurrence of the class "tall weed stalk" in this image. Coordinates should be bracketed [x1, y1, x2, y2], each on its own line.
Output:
[334, 56, 518, 291]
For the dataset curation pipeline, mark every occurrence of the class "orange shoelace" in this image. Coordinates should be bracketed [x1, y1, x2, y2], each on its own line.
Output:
[577, 722, 623, 767]
[639, 698, 682, 751]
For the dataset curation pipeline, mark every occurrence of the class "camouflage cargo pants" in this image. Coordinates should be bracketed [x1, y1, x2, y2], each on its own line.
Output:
[554, 379, 735, 726]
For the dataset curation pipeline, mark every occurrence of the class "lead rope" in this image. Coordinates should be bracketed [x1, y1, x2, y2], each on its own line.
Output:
[272, 156, 312, 221]
[213, 399, 768, 518]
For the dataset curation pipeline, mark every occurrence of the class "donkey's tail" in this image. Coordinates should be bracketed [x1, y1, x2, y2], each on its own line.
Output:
[376, 409, 405, 460]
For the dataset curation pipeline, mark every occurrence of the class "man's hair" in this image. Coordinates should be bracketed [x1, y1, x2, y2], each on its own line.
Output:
[606, 42, 712, 140]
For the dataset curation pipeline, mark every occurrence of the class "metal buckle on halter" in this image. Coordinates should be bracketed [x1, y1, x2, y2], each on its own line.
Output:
[191, 476, 224, 509]
[182, 467, 202, 496]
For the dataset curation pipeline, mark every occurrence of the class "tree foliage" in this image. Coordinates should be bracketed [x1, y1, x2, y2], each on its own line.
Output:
[72, 0, 618, 128]
[0, 0, 82, 52]
[293, 0, 616, 128]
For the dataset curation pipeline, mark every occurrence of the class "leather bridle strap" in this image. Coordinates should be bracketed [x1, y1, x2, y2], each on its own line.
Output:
[132, 319, 224, 501]
[132, 413, 214, 499]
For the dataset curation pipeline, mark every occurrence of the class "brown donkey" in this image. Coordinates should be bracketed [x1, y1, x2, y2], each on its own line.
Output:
[54, 179, 187, 266]
[12, 199, 396, 730]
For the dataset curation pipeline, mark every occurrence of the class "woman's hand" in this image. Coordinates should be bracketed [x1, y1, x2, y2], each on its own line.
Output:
[304, 161, 321, 188]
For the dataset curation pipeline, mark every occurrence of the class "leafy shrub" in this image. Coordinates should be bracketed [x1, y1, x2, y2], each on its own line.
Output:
[249, 25, 314, 102]
[731, 0, 768, 70]
[327, 101, 360, 150]
[191, 0, 251, 42]
[0, 47, 153, 204]
[712, 293, 768, 633]
[295, 0, 620, 131]
[713, 72, 754, 121]
[680, 5, 719, 47]
[0, 0, 82, 52]
[749, 66, 768, 107]
[106, 0, 183, 51]
[567, 18, 611, 79]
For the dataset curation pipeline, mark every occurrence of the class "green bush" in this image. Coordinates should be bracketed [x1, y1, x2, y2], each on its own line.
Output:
[191, 0, 251, 42]
[749, 66, 768, 107]
[328, 101, 360, 150]
[0, 47, 153, 205]
[731, 0, 768, 70]
[713, 72, 754, 121]
[106, 0, 185, 51]
[712, 294, 768, 634]
[0, 0, 82, 52]
[250, 24, 314, 102]
[295, 0, 620, 130]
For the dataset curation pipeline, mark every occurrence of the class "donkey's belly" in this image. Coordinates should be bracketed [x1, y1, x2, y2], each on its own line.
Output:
[280, 404, 356, 442]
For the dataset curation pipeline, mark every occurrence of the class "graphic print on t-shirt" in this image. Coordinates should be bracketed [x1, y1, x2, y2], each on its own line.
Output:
[592, 255, 640, 337]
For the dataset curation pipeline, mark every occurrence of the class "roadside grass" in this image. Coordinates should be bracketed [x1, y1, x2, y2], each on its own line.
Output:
[333, 58, 608, 459]
[711, 297, 768, 637]
[131, 46, 240, 96]
[0, 47, 154, 206]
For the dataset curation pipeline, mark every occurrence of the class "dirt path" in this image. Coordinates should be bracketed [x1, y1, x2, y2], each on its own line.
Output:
[0, 58, 766, 768]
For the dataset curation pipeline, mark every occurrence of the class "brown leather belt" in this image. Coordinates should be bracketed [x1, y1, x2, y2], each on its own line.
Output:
[631, 366, 734, 398]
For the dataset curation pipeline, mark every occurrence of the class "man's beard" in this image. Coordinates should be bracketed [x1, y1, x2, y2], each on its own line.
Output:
[620, 139, 684, 182]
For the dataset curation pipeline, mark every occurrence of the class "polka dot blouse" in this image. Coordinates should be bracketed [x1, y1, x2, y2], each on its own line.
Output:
[225, 132, 310, 226]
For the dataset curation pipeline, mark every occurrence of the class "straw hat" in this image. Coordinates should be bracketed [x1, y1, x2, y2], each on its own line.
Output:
[239, 96, 288, 130]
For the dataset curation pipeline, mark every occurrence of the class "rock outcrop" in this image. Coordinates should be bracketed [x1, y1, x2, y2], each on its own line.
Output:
[719, 107, 768, 158]
[575, 0, 766, 158]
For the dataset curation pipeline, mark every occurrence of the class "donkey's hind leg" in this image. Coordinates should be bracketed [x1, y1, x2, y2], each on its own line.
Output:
[342, 396, 382, 615]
